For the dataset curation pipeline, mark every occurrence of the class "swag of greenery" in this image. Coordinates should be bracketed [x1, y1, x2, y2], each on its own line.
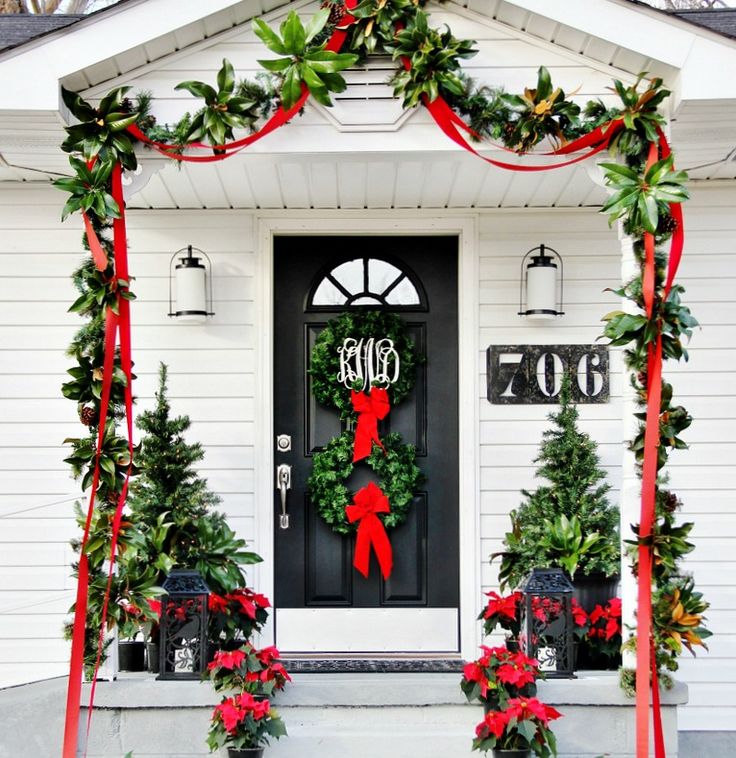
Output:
[55, 0, 708, 686]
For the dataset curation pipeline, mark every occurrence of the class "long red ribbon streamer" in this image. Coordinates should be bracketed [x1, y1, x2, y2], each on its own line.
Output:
[345, 482, 394, 580]
[351, 388, 390, 462]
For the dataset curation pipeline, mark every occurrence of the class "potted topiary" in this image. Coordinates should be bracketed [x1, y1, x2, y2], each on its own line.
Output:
[493, 376, 620, 612]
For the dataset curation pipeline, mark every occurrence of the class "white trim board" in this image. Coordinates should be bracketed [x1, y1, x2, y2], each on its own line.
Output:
[254, 212, 480, 660]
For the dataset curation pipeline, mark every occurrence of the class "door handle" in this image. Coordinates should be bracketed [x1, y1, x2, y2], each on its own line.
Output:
[276, 464, 291, 529]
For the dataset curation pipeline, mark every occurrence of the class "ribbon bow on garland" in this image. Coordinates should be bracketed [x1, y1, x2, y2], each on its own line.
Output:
[351, 387, 390, 462]
[346, 482, 394, 580]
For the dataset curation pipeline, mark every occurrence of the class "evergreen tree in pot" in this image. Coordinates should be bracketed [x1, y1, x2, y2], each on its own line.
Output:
[493, 375, 620, 607]
[119, 363, 263, 666]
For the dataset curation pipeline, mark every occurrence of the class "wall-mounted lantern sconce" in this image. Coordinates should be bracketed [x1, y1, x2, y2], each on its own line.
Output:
[518, 244, 564, 320]
[168, 245, 214, 323]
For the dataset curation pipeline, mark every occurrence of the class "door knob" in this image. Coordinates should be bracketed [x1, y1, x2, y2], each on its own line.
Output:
[276, 464, 291, 529]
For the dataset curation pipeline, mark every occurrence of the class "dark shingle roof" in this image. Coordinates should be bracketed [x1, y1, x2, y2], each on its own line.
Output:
[0, 14, 84, 53]
[671, 8, 736, 41]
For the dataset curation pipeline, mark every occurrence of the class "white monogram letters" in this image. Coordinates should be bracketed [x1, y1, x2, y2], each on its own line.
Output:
[337, 337, 400, 390]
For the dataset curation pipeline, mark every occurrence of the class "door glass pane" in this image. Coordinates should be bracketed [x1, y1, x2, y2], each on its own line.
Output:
[331, 259, 364, 292]
[368, 258, 402, 294]
[312, 279, 346, 306]
[351, 295, 383, 305]
[386, 276, 421, 305]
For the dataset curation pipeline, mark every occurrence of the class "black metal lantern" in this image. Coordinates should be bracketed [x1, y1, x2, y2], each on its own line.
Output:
[168, 245, 214, 323]
[519, 568, 575, 679]
[157, 569, 210, 680]
[518, 244, 564, 320]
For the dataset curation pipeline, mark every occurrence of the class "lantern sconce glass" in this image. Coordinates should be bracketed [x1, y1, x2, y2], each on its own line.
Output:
[168, 245, 215, 323]
[518, 244, 564, 320]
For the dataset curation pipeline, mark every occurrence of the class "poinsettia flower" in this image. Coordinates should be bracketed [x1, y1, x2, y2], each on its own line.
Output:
[208, 593, 229, 613]
[483, 591, 519, 621]
[209, 648, 246, 671]
[571, 598, 588, 627]
[266, 662, 292, 684]
[588, 604, 605, 625]
[227, 593, 256, 619]
[251, 592, 271, 609]
[607, 597, 622, 617]
[462, 661, 492, 698]
[174, 605, 187, 621]
[505, 697, 551, 725]
[214, 698, 245, 734]
[147, 598, 162, 616]
[544, 703, 563, 722]
[256, 645, 280, 665]
[477, 709, 508, 739]
[496, 662, 536, 688]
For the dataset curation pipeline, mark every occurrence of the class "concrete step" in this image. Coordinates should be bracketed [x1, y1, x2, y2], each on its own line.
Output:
[0, 672, 690, 758]
[76, 671, 687, 758]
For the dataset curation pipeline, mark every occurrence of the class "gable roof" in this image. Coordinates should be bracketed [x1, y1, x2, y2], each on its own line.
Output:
[672, 8, 736, 40]
[0, 14, 84, 53]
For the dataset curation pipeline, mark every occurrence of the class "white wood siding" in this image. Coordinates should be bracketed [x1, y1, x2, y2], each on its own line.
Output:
[0, 181, 734, 730]
[0, 185, 256, 687]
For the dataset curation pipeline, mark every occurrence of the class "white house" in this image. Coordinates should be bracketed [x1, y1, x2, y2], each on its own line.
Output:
[0, 1, 735, 756]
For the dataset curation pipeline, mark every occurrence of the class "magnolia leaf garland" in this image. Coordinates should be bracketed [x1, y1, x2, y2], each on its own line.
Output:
[308, 310, 424, 538]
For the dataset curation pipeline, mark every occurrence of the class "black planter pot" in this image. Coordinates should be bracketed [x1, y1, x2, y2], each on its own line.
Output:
[118, 640, 145, 672]
[573, 573, 620, 614]
[146, 642, 160, 674]
[227, 749, 264, 758]
[492, 750, 531, 758]
[505, 637, 520, 653]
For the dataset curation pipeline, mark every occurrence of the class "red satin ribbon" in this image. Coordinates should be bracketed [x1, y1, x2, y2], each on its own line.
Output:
[351, 387, 390, 462]
[62, 165, 135, 758]
[345, 482, 394, 580]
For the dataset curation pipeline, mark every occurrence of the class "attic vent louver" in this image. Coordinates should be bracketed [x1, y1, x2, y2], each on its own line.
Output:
[315, 55, 410, 131]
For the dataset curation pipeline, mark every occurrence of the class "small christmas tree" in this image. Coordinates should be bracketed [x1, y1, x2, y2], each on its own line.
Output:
[496, 375, 620, 590]
[120, 363, 264, 649]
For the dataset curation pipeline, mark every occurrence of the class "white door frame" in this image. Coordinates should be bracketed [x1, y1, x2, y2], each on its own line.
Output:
[253, 211, 480, 660]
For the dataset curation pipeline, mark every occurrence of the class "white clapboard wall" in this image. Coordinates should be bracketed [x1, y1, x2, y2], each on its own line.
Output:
[0, 181, 734, 731]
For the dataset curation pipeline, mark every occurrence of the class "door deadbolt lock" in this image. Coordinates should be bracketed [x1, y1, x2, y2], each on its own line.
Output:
[276, 434, 291, 453]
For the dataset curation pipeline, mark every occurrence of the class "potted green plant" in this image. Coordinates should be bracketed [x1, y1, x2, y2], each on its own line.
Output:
[472, 697, 562, 757]
[493, 376, 620, 612]
[206, 692, 287, 757]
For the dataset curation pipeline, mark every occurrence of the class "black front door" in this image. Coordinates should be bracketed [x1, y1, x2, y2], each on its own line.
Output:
[273, 236, 458, 651]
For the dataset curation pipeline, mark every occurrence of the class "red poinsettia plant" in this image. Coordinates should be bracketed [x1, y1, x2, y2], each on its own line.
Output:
[478, 590, 524, 639]
[206, 691, 287, 752]
[585, 597, 622, 659]
[208, 588, 271, 649]
[472, 696, 562, 757]
[208, 643, 292, 697]
[461, 645, 540, 708]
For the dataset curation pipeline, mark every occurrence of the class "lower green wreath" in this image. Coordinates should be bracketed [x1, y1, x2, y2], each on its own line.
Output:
[308, 430, 425, 536]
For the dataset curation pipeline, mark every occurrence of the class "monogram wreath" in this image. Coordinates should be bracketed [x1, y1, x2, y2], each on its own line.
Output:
[308, 310, 419, 420]
[308, 310, 424, 538]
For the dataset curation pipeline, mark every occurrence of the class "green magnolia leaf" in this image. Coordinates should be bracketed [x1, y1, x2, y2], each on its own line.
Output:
[174, 80, 217, 103]
[252, 17, 288, 55]
[281, 11, 306, 54]
[304, 7, 330, 44]
[216, 58, 235, 94]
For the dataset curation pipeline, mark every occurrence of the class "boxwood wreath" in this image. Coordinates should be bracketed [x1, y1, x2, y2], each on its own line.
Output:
[309, 430, 423, 535]
[54, 0, 711, 749]
[309, 310, 420, 419]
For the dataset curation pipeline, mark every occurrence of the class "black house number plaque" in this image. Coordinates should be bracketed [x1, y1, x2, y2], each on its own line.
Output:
[487, 345, 609, 404]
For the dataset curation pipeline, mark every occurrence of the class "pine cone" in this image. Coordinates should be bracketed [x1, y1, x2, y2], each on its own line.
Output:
[657, 213, 678, 235]
[321, 1, 345, 25]
[80, 406, 98, 426]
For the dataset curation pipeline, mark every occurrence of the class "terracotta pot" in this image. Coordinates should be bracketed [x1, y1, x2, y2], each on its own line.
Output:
[227, 749, 264, 758]
[117, 640, 145, 672]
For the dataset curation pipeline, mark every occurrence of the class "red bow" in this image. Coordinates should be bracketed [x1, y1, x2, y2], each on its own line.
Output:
[345, 482, 393, 580]
[351, 387, 390, 462]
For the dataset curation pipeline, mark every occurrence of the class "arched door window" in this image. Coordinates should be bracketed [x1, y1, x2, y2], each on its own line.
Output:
[307, 254, 427, 310]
